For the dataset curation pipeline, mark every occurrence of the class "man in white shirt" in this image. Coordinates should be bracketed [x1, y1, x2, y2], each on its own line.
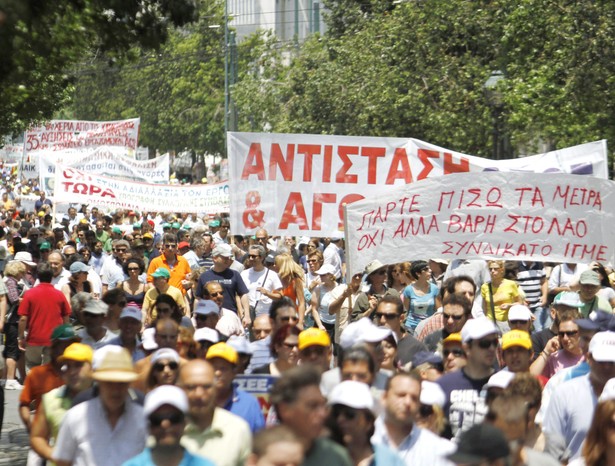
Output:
[241, 245, 283, 319]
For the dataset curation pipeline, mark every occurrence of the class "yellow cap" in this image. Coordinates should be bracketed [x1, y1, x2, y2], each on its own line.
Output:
[59, 343, 94, 363]
[443, 332, 462, 345]
[501, 330, 532, 351]
[298, 328, 331, 351]
[206, 342, 238, 365]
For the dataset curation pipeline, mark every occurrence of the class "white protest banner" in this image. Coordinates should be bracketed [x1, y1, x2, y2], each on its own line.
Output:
[25, 118, 140, 154]
[344, 172, 615, 275]
[228, 132, 608, 236]
[0, 144, 24, 164]
[39, 147, 169, 192]
[53, 165, 229, 213]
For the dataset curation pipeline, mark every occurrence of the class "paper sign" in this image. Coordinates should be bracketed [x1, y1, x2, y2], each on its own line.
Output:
[234, 374, 277, 418]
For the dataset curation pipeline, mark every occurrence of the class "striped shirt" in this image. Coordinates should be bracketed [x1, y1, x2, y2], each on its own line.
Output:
[516, 262, 545, 308]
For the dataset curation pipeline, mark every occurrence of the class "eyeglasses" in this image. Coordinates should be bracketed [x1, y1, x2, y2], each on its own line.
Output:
[419, 404, 434, 417]
[374, 312, 399, 320]
[114, 248, 127, 253]
[443, 348, 465, 358]
[195, 314, 211, 321]
[208, 291, 224, 297]
[476, 339, 499, 349]
[128, 267, 140, 272]
[333, 405, 358, 420]
[149, 410, 184, 427]
[307, 259, 319, 263]
[83, 312, 103, 318]
[153, 361, 179, 372]
[558, 330, 579, 338]
[164, 244, 177, 249]
[509, 320, 528, 326]
[443, 313, 464, 321]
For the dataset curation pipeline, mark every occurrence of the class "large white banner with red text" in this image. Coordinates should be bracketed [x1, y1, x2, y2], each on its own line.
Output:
[344, 172, 615, 274]
[53, 166, 229, 214]
[228, 133, 608, 236]
[39, 148, 169, 193]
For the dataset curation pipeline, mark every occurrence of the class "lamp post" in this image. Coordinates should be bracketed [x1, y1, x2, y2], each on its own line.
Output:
[484, 70, 506, 160]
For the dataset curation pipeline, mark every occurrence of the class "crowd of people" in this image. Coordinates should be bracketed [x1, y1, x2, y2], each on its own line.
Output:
[0, 188, 615, 466]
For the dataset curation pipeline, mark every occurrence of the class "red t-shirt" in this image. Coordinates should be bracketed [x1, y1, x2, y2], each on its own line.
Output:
[18, 283, 71, 346]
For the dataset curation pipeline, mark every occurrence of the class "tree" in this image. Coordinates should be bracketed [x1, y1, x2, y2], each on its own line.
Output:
[0, 0, 197, 138]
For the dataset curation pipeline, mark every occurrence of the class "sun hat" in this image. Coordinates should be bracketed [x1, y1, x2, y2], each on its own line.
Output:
[363, 260, 385, 277]
[501, 330, 532, 351]
[461, 317, 499, 343]
[92, 346, 138, 382]
[194, 300, 220, 316]
[298, 328, 331, 351]
[328, 381, 375, 413]
[83, 299, 108, 316]
[59, 343, 94, 363]
[14, 251, 36, 266]
[580, 270, 601, 286]
[151, 267, 171, 279]
[206, 342, 238, 365]
[144, 385, 189, 417]
[212, 243, 233, 258]
[552, 291, 583, 308]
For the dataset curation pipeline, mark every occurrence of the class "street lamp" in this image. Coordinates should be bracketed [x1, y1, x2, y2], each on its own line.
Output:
[484, 70, 506, 160]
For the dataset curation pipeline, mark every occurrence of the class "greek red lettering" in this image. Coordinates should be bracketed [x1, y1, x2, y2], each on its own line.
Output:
[269, 144, 295, 181]
[399, 194, 421, 213]
[443, 153, 470, 174]
[243, 191, 265, 228]
[386, 148, 413, 184]
[361, 147, 386, 184]
[323, 145, 333, 182]
[278, 193, 309, 230]
[312, 193, 337, 230]
[417, 149, 439, 180]
[336, 146, 359, 183]
[485, 187, 503, 207]
[298, 144, 319, 182]
[241, 143, 266, 180]
[338, 194, 364, 230]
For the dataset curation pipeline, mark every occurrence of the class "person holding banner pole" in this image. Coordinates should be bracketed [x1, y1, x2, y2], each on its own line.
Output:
[481, 260, 523, 331]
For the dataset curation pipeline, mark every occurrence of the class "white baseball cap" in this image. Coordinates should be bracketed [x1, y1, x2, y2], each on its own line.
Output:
[600, 378, 615, 402]
[150, 348, 180, 365]
[589, 331, 615, 362]
[507, 304, 533, 322]
[144, 385, 188, 417]
[421, 381, 446, 408]
[328, 381, 375, 413]
[226, 335, 253, 355]
[141, 328, 158, 351]
[194, 327, 219, 344]
[315, 264, 336, 276]
[461, 317, 499, 343]
[194, 299, 220, 316]
[340, 318, 392, 349]
[484, 370, 515, 390]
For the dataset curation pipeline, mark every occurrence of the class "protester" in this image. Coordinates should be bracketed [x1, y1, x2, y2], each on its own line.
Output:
[200, 281, 244, 337]
[143, 267, 185, 324]
[124, 385, 215, 466]
[145, 348, 181, 392]
[352, 260, 400, 321]
[77, 299, 115, 349]
[274, 253, 307, 329]
[252, 324, 300, 375]
[481, 259, 523, 329]
[120, 256, 151, 309]
[569, 399, 615, 466]
[241, 244, 283, 320]
[107, 305, 146, 362]
[446, 423, 510, 466]
[298, 327, 332, 373]
[53, 346, 146, 466]
[402, 260, 440, 333]
[246, 425, 304, 466]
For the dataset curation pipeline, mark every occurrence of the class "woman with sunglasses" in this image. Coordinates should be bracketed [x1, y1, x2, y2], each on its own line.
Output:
[387, 262, 412, 295]
[120, 257, 151, 310]
[327, 381, 405, 466]
[145, 348, 181, 392]
[530, 311, 583, 380]
[252, 324, 300, 376]
[309, 264, 338, 342]
[352, 260, 400, 321]
[402, 260, 441, 334]
[152, 294, 194, 331]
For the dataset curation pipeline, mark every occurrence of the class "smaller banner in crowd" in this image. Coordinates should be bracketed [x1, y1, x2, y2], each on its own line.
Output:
[344, 171, 615, 275]
[53, 165, 229, 214]
[235, 374, 277, 418]
[0, 144, 24, 164]
[25, 118, 140, 154]
[39, 147, 169, 193]
[228, 132, 608, 236]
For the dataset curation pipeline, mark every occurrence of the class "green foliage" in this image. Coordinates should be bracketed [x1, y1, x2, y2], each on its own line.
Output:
[0, 0, 197, 138]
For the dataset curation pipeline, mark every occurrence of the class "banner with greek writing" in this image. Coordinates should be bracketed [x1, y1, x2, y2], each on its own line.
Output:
[344, 172, 615, 275]
[228, 132, 608, 236]
[53, 165, 229, 213]
[39, 147, 169, 193]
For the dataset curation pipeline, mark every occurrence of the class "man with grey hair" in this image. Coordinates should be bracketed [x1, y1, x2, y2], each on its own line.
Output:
[182, 236, 207, 271]
[100, 239, 131, 292]
[241, 245, 283, 321]
[77, 300, 115, 349]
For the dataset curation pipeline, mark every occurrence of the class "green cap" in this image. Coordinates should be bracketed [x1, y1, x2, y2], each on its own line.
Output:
[132, 223, 141, 229]
[171, 222, 181, 229]
[151, 267, 171, 279]
[209, 220, 220, 227]
[182, 224, 191, 230]
[51, 324, 78, 341]
[112, 226, 122, 234]
[162, 223, 171, 229]
[39, 241, 51, 251]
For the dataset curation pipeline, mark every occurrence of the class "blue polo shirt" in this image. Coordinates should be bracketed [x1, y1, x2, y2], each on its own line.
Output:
[224, 384, 265, 433]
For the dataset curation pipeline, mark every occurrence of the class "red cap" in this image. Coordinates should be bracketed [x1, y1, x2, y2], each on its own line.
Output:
[178, 241, 190, 249]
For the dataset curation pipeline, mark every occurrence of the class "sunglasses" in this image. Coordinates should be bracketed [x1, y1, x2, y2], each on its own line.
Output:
[114, 248, 127, 253]
[443, 313, 464, 321]
[476, 339, 499, 349]
[208, 291, 224, 297]
[128, 267, 140, 272]
[280, 315, 299, 323]
[374, 312, 398, 320]
[153, 361, 179, 372]
[443, 348, 465, 358]
[282, 341, 298, 349]
[83, 312, 103, 318]
[164, 244, 177, 249]
[149, 410, 184, 427]
[195, 314, 211, 320]
[307, 259, 319, 263]
[333, 405, 358, 421]
[558, 330, 579, 338]
[419, 404, 434, 417]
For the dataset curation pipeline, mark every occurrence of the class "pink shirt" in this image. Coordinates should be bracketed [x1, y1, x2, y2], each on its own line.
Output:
[543, 350, 584, 379]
